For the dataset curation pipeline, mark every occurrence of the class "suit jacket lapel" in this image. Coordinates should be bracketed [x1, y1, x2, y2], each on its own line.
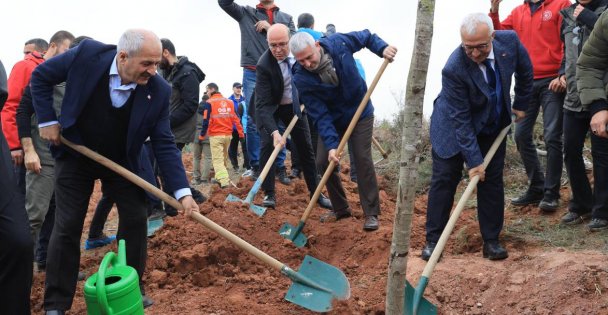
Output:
[127, 85, 152, 151]
[466, 55, 491, 98]
[492, 41, 509, 107]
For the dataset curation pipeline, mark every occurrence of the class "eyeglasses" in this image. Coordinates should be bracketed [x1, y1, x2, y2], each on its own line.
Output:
[269, 42, 288, 50]
[462, 42, 490, 53]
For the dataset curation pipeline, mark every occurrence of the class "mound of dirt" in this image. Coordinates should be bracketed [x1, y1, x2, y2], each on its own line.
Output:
[29, 154, 608, 314]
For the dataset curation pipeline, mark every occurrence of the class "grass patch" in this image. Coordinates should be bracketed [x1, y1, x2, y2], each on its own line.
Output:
[504, 216, 608, 252]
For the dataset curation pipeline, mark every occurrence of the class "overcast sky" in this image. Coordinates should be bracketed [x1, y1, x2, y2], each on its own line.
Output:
[1, 0, 526, 121]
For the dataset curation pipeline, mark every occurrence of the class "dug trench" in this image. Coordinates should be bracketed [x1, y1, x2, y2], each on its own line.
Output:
[30, 153, 608, 314]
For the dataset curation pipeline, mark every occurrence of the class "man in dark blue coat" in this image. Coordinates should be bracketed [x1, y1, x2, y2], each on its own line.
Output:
[30, 29, 199, 314]
[0, 59, 34, 315]
[424, 13, 533, 261]
[290, 29, 397, 231]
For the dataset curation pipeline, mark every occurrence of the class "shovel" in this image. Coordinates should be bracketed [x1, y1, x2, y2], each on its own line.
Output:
[226, 105, 304, 217]
[280, 59, 390, 248]
[371, 136, 391, 165]
[405, 121, 513, 315]
[60, 136, 350, 313]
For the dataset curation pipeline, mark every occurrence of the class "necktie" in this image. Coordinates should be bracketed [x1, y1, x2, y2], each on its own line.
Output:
[483, 59, 502, 130]
[483, 59, 496, 90]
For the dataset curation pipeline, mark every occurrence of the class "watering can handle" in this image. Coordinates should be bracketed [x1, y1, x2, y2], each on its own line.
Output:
[97, 251, 118, 315]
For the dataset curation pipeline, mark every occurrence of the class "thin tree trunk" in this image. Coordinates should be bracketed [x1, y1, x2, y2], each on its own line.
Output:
[385, 0, 435, 314]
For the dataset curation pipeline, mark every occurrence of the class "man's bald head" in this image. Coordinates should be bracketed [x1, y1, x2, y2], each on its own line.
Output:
[267, 24, 290, 61]
[267, 24, 290, 41]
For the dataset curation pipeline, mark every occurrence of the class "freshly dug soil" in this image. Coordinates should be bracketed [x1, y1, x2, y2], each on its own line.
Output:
[29, 154, 608, 314]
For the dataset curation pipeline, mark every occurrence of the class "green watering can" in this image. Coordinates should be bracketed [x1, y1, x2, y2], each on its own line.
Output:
[84, 240, 143, 315]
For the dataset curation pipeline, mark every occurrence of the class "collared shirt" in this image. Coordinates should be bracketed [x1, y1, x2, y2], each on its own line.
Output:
[479, 49, 496, 83]
[278, 56, 295, 105]
[109, 55, 137, 108]
[39, 55, 137, 128]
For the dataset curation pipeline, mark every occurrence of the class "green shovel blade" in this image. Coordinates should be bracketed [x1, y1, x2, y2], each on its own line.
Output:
[225, 194, 242, 203]
[249, 204, 266, 217]
[147, 217, 163, 237]
[225, 194, 266, 217]
[404, 281, 437, 315]
[283, 255, 350, 313]
[279, 221, 307, 248]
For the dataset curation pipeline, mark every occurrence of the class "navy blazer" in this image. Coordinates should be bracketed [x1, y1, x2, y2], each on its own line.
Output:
[430, 30, 533, 168]
[254, 49, 302, 136]
[30, 39, 188, 193]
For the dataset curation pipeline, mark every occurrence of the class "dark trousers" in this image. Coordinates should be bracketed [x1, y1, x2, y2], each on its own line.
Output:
[228, 129, 249, 170]
[0, 193, 33, 315]
[36, 195, 55, 264]
[591, 132, 608, 220]
[88, 194, 114, 239]
[563, 110, 592, 214]
[426, 134, 506, 243]
[260, 105, 318, 196]
[44, 154, 148, 311]
[317, 116, 380, 216]
[14, 163, 26, 196]
[514, 77, 564, 199]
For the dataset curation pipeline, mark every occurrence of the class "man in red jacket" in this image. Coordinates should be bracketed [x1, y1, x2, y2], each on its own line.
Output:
[490, 0, 570, 212]
[1, 31, 74, 192]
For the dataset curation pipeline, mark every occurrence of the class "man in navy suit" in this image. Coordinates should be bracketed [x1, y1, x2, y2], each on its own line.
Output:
[422, 13, 533, 261]
[30, 29, 199, 314]
[0, 59, 34, 315]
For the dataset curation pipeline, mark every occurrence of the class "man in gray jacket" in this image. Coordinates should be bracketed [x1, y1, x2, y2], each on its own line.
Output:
[160, 38, 205, 150]
[219, 0, 295, 179]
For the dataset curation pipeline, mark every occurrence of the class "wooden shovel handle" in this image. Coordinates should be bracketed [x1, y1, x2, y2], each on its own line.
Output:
[256, 105, 304, 185]
[299, 59, 390, 222]
[421, 122, 512, 279]
[60, 136, 285, 271]
[371, 136, 388, 158]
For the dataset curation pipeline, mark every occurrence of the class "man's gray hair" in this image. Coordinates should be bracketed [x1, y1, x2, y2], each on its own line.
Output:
[117, 29, 160, 56]
[460, 13, 494, 37]
[289, 32, 316, 55]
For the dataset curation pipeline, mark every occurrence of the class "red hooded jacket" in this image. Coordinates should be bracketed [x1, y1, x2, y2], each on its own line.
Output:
[489, 0, 571, 79]
[1, 52, 44, 150]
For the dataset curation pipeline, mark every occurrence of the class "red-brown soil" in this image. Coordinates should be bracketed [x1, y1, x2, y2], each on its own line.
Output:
[30, 153, 608, 314]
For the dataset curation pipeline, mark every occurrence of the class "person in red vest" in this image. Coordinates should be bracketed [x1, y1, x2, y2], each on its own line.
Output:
[200, 83, 244, 188]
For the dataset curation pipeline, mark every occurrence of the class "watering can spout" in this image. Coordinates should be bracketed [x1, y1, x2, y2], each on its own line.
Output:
[118, 239, 127, 266]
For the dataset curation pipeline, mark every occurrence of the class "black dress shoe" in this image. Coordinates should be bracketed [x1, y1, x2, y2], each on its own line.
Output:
[539, 197, 559, 212]
[319, 210, 352, 222]
[511, 190, 544, 206]
[277, 167, 291, 185]
[561, 211, 591, 225]
[421, 242, 437, 261]
[142, 295, 154, 308]
[482, 241, 508, 260]
[317, 194, 333, 210]
[46, 311, 66, 315]
[363, 215, 379, 231]
[262, 194, 276, 209]
[191, 187, 207, 203]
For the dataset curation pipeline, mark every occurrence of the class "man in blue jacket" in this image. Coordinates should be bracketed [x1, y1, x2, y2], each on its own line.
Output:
[424, 13, 533, 261]
[290, 30, 397, 231]
[30, 29, 200, 314]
